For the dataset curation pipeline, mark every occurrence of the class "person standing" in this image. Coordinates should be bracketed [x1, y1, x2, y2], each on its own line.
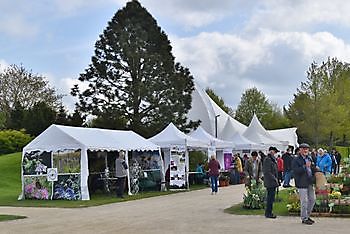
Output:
[244, 151, 262, 187]
[277, 154, 284, 184]
[292, 143, 316, 225]
[263, 146, 280, 219]
[208, 155, 221, 195]
[316, 148, 332, 176]
[332, 148, 342, 174]
[282, 146, 294, 187]
[115, 151, 128, 198]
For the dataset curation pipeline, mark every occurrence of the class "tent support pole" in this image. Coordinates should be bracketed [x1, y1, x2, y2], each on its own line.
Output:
[159, 148, 166, 191]
[125, 150, 132, 195]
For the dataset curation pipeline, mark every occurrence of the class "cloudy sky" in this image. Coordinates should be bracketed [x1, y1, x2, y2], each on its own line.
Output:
[2, 0, 350, 111]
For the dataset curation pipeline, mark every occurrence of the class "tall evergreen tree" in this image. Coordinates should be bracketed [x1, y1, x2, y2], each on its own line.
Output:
[68, 108, 85, 127]
[23, 102, 57, 136]
[71, 0, 198, 137]
[55, 104, 69, 125]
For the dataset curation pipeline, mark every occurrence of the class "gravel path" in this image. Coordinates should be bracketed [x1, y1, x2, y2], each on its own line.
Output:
[0, 185, 348, 234]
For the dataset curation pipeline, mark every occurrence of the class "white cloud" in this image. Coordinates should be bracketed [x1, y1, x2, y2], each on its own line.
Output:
[0, 59, 9, 73]
[138, 0, 245, 29]
[170, 30, 350, 109]
[246, 0, 350, 32]
[0, 15, 39, 38]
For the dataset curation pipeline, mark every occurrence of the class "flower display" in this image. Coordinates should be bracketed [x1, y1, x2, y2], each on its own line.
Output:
[53, 175, 81, 200]
[24, 176, 51, 200]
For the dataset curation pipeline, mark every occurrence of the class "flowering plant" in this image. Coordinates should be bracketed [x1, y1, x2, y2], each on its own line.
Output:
[24, 177, 51, 200]
[243, 179, 266, 209]
[53, 175, 81, 200]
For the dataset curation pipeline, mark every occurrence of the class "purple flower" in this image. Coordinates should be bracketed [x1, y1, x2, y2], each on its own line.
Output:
[25, 183, 35, 195]
[39, 189, 49, 199]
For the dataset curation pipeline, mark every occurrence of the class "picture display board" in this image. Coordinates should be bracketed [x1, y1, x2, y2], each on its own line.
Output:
[223, 148, 233, 170]
[169, 145, 187, 190]
[23, 149, 82, 200]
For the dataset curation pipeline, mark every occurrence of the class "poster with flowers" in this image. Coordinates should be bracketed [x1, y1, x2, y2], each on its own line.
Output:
[53, 174, 81, 200]
[24, 176, 51, 200]
[169, 145, 187, 189]
[23, 151, 52, 175]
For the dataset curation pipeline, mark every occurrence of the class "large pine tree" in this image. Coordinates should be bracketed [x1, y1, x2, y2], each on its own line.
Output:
[72, 0, 197, 137]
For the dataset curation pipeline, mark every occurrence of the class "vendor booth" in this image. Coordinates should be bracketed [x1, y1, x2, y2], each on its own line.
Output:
[20, 124, 162, 200]
[188, 126, 234, 171]
[149, 123, 208, 189]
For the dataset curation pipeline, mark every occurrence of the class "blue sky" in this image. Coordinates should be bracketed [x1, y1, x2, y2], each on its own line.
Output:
[2, 0, 350, 111]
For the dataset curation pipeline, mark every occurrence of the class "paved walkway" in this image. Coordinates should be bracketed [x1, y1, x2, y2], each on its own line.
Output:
[0, 185, 349, 234]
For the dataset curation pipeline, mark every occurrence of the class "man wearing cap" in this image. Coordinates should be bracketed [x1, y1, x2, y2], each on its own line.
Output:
[263, 146, 280, 219]
[292, 143, 316, 225]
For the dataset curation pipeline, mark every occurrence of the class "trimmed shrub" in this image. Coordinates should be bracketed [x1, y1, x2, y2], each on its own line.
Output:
[0, 129, 32, 155]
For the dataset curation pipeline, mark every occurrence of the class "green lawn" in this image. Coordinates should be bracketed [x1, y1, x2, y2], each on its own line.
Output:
[224, 189, 291, 216]
[0, 215, 26, 222]
[0, 152, 207, 208]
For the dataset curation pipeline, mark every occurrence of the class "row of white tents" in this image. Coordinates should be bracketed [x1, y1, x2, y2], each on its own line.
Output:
[20, 84, 298, 200]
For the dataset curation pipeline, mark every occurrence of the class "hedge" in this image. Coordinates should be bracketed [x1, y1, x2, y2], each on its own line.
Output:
[0, 130, 32, 155]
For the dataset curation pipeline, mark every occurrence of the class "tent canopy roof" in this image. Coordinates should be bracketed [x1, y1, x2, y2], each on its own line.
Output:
[188, 126, 233, 149]
[243, 114, 282, 144]
[226, 132, 263, 150]
[149, 123, 208, 148]
[24, 124, 160, 152]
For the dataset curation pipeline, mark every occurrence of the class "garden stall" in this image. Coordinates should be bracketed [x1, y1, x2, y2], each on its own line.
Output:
[20, 124, 161, 200]
[188, 126, 234, 170]
[149, 123, 208, 189]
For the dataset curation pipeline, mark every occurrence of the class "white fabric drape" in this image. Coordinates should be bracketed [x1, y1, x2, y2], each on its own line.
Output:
[80, 147, 90, 200]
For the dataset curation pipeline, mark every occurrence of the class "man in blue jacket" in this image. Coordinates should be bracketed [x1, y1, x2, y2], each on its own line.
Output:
[292, 143, 316, 225]
[316, 148, 332, 175]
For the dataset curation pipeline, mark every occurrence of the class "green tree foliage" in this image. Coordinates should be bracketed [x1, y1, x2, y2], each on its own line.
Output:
[0, 130, 32, 155]
[55, 104, 69, 125]
[6, 102, 25, 130]
[23, 102, 57, 136]
[235, 87, 290, 129]
[235, 87, 272, 126]
[287, 57, 350, 146]
[205, 88, 234, 117]
[0, 64, 61, 119]
[71, 0, 198, 137]
[0, 112, 5, 130]
[67, 108, 85, 127]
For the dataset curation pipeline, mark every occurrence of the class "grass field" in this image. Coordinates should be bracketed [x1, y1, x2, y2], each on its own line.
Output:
[0, 152, 207, 208]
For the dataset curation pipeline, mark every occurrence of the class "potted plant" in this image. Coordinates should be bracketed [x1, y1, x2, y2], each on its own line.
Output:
[219, 175, 229, 187]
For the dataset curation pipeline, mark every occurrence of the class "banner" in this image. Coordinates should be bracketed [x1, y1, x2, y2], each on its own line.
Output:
[169, 145, 187, 189]
[223, 148, 233, 170]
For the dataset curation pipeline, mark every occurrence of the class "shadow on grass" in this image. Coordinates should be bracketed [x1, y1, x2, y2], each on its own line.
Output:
[0, 215, 26, 222]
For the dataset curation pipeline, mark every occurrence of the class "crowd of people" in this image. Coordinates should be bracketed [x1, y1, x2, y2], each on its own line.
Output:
[200, 144, 343, 225]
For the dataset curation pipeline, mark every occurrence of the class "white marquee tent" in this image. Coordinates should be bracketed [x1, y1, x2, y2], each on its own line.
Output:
[226, 132, 263, 150]
[149, 123, 208, 148]
[21, 124, 161, 200]
[243, 114, 288, 150]
[187, 83, 298, 148]
[269, 127, 298, 148]
[188, 126, 233, 149]
[187, 82, 247, 137]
